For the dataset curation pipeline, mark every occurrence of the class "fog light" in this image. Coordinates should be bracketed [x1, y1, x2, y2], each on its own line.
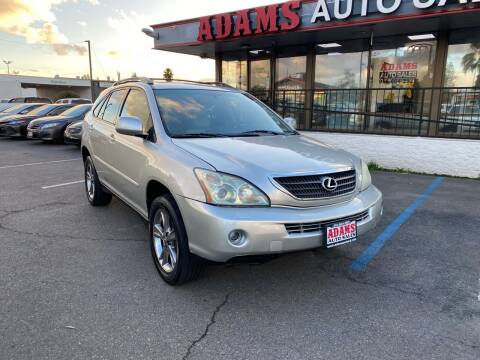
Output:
[228, 230, 246, 246]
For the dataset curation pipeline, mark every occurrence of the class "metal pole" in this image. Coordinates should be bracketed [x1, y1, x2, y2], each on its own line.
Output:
[85, 40, 94, 101]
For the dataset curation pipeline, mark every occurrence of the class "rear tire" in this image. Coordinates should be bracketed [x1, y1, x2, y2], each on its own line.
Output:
[84, 156, 112, 206]
[149, 194, 204, 285]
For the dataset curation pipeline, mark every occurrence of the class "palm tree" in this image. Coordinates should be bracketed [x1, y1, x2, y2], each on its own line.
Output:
[462, 42, 480, 87]
[163, 68, 174, 81]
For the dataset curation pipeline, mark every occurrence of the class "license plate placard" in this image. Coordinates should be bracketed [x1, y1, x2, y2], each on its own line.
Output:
[27, 130, 33, 138]
[325, 221, 357, 248]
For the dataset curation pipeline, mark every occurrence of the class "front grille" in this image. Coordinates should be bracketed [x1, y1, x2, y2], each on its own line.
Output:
[285, 210, 369, 235]
[274, 170, 356, 200]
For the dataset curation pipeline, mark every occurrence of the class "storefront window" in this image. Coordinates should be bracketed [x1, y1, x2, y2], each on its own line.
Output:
[367, 36, 437, 135]
[439, 28, 480, 137]
[250, 59, 271, 103]
[275, 56, 307, 127]
[222, 60, 247, 90]
[313, 51, 368, 130]
[444, 29, 480, 88]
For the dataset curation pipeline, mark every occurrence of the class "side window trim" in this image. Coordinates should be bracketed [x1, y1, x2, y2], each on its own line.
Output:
[101, 89, 128, 125]
[120, 87, 156, 141]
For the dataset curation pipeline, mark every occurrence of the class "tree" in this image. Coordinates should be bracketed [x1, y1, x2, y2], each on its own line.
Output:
[163, 68, 174, 81]
[444, 62, 456, 87]
[462, 42, 480, 87]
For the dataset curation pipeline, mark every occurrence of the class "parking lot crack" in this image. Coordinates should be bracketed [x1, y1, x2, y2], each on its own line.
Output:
[182, 292, 231, 360]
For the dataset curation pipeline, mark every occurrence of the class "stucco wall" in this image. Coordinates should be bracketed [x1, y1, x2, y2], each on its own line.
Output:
[302, 132, 480, 179]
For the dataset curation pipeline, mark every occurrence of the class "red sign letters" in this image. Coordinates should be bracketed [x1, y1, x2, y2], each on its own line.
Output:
[198, 1, 302, 42]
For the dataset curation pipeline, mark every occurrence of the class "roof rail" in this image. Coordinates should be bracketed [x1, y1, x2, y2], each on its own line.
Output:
[113, 77, 154, 86]
[113, 77, 235, 89]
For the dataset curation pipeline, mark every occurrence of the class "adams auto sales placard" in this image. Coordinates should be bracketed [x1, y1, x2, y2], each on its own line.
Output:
[151, 0, 480, 48]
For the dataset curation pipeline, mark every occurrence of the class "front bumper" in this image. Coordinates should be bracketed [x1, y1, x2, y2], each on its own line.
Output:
[176, 185, 383, 262]
[27, 127, 64, 141]
[0, 124, 26, 137]
[64, 130, 81, 144]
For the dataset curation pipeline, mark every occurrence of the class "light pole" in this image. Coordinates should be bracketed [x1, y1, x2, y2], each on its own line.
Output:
[3, 60, 12, 75]
[84, 40, 94, 101]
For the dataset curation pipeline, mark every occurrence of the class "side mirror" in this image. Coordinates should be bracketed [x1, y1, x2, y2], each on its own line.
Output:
[284, 117, 297, 130]
[116, 116, 146, 138]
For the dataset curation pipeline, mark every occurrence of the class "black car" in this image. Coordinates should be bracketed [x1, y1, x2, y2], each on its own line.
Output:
[27, 104, 92, 142]
[64, 120, 84, 145]
[0, 104, 73, 138]
[0, 103, 44, 121]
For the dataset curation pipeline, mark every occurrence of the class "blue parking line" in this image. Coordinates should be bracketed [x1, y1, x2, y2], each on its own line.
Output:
[350, 176, 444, 272]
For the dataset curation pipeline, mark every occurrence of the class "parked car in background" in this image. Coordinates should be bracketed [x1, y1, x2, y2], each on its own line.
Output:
[55, 98, 92, 105]
[439, 104, 480, 134]
[0, 103, 18, 112]
[8, 97, 52, 104]
[0, 103, 44, 121]
[0, 104, 73, 138]
[64, 120, 83, 145]
[27, 104, 92, 142]
[82, 79, 383, 285]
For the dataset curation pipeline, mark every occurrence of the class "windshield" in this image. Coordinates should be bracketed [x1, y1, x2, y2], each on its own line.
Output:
[155, 89, 295, 138]
[1, 104, 22, 113]
[27, 105, 57, 116]
[61, 104, 92, 117]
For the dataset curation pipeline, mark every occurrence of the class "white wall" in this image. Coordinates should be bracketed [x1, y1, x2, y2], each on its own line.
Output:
[302, 132, 480, 179]
[0, 78, 23, 99]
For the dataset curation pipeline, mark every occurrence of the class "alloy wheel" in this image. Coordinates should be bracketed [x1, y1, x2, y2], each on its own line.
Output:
[152, 208, 178, 273]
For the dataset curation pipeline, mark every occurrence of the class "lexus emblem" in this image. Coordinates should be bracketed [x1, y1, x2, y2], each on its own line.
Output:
[321, 177, 338, 192]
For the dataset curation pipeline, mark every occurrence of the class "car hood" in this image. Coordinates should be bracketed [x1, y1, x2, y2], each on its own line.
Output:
[0, 114, 40, 124]
[29, 115, 70, 127]
[172, 134, 357, 177]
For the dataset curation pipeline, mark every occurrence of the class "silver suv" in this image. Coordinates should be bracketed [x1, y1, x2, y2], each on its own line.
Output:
[82, 79, 383, 285]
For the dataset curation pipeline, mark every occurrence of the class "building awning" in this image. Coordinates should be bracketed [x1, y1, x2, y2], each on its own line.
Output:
[150, 0, 480, 58]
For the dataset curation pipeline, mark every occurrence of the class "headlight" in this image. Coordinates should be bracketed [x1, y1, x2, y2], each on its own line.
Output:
[195, 169, 270, 207]
[360, 160, 372, 191]
[42, 122, 62, 129]
[7, 120, 26, 126]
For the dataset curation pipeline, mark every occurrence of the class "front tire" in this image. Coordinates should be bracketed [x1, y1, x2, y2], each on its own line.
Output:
[149, 195, 204, 285]
[84, 156, 112, 206]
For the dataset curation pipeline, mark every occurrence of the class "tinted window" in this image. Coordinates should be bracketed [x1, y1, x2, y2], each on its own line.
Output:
[28, 105, 58, 116]
[155, 89, 293, 137]
[47, 105, 71, 116]
[93, 95, 109, 118]
[102, 90, 127, 123]
[62, 104, 92, 117]
[121, 89, 152, 133]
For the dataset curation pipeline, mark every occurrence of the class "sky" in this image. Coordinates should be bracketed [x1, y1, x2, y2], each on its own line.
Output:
[0, 0, 280, 81]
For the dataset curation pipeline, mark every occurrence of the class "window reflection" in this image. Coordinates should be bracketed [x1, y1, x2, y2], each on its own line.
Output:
[275, 56, 307, 128]
[250, 59, 271, 104]
[313, 52, 368, 131]
[222, 60, 247, 90]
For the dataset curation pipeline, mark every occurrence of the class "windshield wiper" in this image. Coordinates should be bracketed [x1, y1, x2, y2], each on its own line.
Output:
[173, 133, 230, 138]
[235, 130, 285, 136]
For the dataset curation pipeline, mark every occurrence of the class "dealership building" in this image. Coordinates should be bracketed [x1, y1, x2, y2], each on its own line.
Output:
[149, 0, 480, 177]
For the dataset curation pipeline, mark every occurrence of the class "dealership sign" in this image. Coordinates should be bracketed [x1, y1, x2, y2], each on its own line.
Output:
[198, 1, 302, 41]
[151, 0, 480, 50]
[196, 0, 480, 42]
[311, 0, 479, 23]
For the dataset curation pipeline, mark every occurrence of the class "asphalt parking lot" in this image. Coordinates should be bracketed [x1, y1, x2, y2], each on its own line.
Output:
[0, 137, 479, 360]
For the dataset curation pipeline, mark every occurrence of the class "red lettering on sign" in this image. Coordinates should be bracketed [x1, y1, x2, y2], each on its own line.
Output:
[255, 5, 279, 34]
[328, 229, 334, 238]
[234, 10, 252, 37]
[197, 17, 213, 41]
[280, 1, 301, 31]
[215, 13, 232, 39]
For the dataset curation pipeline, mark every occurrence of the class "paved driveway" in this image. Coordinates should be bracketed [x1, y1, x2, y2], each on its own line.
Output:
[0, 138, 479, 360]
